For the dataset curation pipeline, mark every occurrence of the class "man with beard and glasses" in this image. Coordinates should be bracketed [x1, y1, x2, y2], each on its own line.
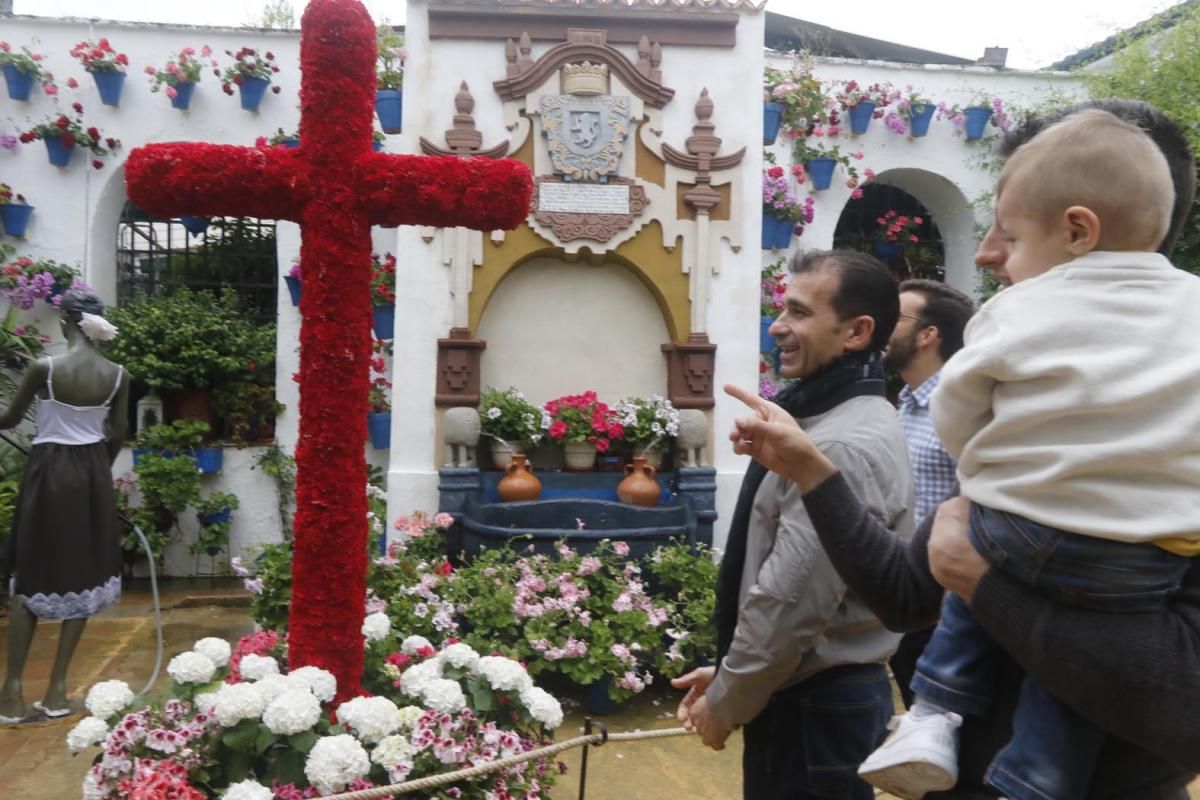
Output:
[884, 279, 975, 707]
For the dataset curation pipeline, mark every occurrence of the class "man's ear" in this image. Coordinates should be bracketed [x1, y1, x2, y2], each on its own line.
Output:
[1064, 206, 1102, 255]
[844, 314, 876, 352]
[919, 324, 941, 351]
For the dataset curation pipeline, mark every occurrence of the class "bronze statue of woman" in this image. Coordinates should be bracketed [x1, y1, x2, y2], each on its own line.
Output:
[0, 288, 128, 722]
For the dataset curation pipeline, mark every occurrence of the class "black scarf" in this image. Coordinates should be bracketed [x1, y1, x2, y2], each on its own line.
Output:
[713, 349, 887, 663]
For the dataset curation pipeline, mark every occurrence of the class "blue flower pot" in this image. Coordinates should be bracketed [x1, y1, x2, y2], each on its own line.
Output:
[760, 315, 776, 354]
[238, 76, 269, 111]
[170, 81, 196, 110]
[372, 305, 395, 340]
[2, 64, 34, 102]
[848, 101, 876, 134]
[763, 102, 783, 145]
[198, 507, 232, 526]
[0, 203, 34, 238]
[806, 157, 836, 191]
[964, 106, 993, 141]
[585, 676, 620, 716]
[192, 446, 224, 474]
[908, 103, 935, 137]
[368, 411, 391, 450]
[375, 89, 403, 134]
[874, 241, 904, 260]
[372, 140, 383, 152]
[92, 70, 125, 106]
[44, 136, 73, 168]
[284, 275, 302, 306]
[179, 216, 210, 235]
[760, 213, 794, 250]
[281, 138, 300, 149]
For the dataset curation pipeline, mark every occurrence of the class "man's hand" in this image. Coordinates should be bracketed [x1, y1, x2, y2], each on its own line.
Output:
[671, 666, 714, 730]
[687, 694, 733, 750]
[723, 384, 837, 492]
[928, 496, 989, 602]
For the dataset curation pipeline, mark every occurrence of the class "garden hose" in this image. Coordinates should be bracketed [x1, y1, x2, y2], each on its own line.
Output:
[0, 430, 164, 697]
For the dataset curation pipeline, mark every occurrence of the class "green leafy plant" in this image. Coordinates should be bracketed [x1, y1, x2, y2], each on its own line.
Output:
[192, 490, 240, 558]
[0, 41, 52, 85]
[18, 106, 121, 166]
[135, 419, 209, 452]
[370, 251, 396, 306]
[763, 53, 830, 133]
[792, 134, 863, 183]
[106, 287, 276, 391]
[376, 26, 406, 90]
[646, 540, 718, 677]
[611, 395, 681, 449]
[254, 445, 296, 538]
[214, 382, 283, 445]
[479, 386, 543, 449]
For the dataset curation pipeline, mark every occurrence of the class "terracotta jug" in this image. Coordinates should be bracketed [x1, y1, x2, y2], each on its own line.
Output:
[498, 453, 542, 502]
[617, 457, 660, 507]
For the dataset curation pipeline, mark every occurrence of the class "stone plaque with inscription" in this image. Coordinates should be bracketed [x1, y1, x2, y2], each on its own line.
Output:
[532, 176, 648, 243]
[537, 183, 631, 215]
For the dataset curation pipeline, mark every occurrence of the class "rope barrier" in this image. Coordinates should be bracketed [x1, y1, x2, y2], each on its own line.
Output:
[322, 726, 694, 800]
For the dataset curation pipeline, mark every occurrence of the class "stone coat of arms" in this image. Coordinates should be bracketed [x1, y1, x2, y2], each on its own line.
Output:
[540, 95, 631, 182]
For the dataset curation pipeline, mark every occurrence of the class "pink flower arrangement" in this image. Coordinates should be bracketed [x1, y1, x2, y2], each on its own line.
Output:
[876, 209, 923, 245]
[832, 79, 894, 113]
[762, 165, 816, 233]
[147, 46, 216, 98]
[542, 391, 622, 453]
[70, 38, 129, 73]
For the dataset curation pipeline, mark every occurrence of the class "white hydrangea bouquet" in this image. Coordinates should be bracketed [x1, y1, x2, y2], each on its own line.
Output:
[71, 628, 564, 799]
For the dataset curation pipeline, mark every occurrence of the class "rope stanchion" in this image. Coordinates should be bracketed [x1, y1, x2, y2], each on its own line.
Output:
[322, 727, 694, 800]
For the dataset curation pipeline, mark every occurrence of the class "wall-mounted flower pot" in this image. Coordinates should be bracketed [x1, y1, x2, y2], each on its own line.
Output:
[170, 81, 196, 110]
[375, 89, 403, 134]
[239, 76, 269, 111]
[92, 70, 125, 106]
[193, 446, 224, 474]
[44, 136, 74, 168]
[761, 213, 794, 250]
[2, 64, 34, 102]
[179, 216, 210, 235]
[198, 506, 232, 526]
[848, 101, 876, 134]
[372, 305, 395, 340]
[372, 140, 383, 152]
[760, 315, 776, 354]
[284, 275, 301, 306]
[280, 138, 300, 149]
[964, 106, 993, 141]
[368, 411, 391, 449]
[908, 103, 935, 137]
[0, 203, 34, 238]
[763, 102, 783, 145]
[806, 158, 836, 190]
[873, 241, 904, 261]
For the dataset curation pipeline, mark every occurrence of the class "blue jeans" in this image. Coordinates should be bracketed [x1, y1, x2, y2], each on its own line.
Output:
[911, 504, 1190, 800]
[743, 664, 893, 800]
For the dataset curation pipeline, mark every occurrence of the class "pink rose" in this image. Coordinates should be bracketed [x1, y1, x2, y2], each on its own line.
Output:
[434, 512, 454, 529]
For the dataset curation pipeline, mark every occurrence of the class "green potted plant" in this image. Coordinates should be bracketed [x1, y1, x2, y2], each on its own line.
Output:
[0, 182, 34, 238]
[219, 46, 281, 111]
[888, 85, 937, 137]
[0, 41, 53, 102]
[124, 448, 203, 569]
[147, 45, 215, 110]
[763, 53, 829, 143]
[192, 490, 239, 559]
[133, 419, 224, 473]
[611, 395, 680, 468]
[792, 135, 864, 191]
[375, 25, 405, 134]
[106, 287, 276, 432]
[647, 540, 719, 678]
[543, 391, 621, 470]
[370, 251, 397, 339]
[833, 79, 894, 134]
[479, 386, 544, 468]
[18, 106, 121, 169]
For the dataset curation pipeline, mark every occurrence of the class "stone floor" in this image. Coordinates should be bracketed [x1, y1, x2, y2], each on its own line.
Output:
[0, 581, 1195, 800]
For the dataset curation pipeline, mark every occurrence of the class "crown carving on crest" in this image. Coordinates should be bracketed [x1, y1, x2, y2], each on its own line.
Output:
[561, 61, 609, 96]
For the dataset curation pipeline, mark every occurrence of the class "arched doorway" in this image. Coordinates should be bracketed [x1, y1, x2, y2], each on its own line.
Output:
[833, 183, 945, 282]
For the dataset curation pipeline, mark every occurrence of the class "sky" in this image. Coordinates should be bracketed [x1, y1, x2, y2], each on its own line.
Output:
[16, 0, 1186, 70]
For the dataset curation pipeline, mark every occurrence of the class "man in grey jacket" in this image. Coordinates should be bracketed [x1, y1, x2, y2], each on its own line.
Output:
[674, 249, 915, 799]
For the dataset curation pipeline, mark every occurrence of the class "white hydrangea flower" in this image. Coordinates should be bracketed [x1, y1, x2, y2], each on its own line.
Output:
[167, 651, 218, 685]
[337, 696, 401, 744]
[399, 635, 432, 654]
[361, 612, 392, 642]
[438, 642, 480, 670]
[238, 654, 280, 681]
[66, 717, 109, 753]
[305, 734, 371, 795]
[82, 771, 103, 800]
[251, 673, 293, 705]
[287, 666, 337, 704]
[84, 680, 135, 720]
[399, 658, 442, 698]
[193, 637, 232, 668]
[371, 733, 415, 766]
[195, 692, 220, 713]
[421, 678, 467, 714]
[519, 686, 564, 729]
[221, 779, 274, 800]
[263, 689, 323, 736]
[213, 682, 268, 727]
[477, 656, 533, 692]
[395, 705, 424, 731]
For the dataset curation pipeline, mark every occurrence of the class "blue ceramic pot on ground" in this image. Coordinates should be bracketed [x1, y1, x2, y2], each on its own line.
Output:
[585, 675, 620, 716]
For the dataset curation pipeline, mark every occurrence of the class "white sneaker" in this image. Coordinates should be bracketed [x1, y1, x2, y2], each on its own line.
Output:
[857, 710, 962, 799]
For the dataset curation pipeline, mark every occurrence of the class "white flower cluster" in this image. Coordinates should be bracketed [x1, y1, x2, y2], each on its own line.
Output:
[288, 665, 338, 703]
[399, 658, 442, 698]
[305, 734, 371, 795]
[421, 678, 467, 714]
[438, 642, 480, 670]
[251, 673, 292, 704]
[66, 716, 110, 753]
[262, 689, 323, 736]
[167, 651, 218, 685]
[194, 637, 232, 668]
[396, 704, 425, 731]
[519, 686, 564, 729]
[221, 779, 274, 800]
[361, 611, 392, 642]
[400, 634, 433, 654]
[336, 696, 402, 744]
[238, 654, 280, 681]
[213, 682, 268, 727]
[477, 655, 533, 693]
[371, 732, 415, 766]
[84, 680, 134, 720]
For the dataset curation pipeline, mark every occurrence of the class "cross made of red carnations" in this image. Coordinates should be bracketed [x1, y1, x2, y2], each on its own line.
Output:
[125, 0, 531, 703]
